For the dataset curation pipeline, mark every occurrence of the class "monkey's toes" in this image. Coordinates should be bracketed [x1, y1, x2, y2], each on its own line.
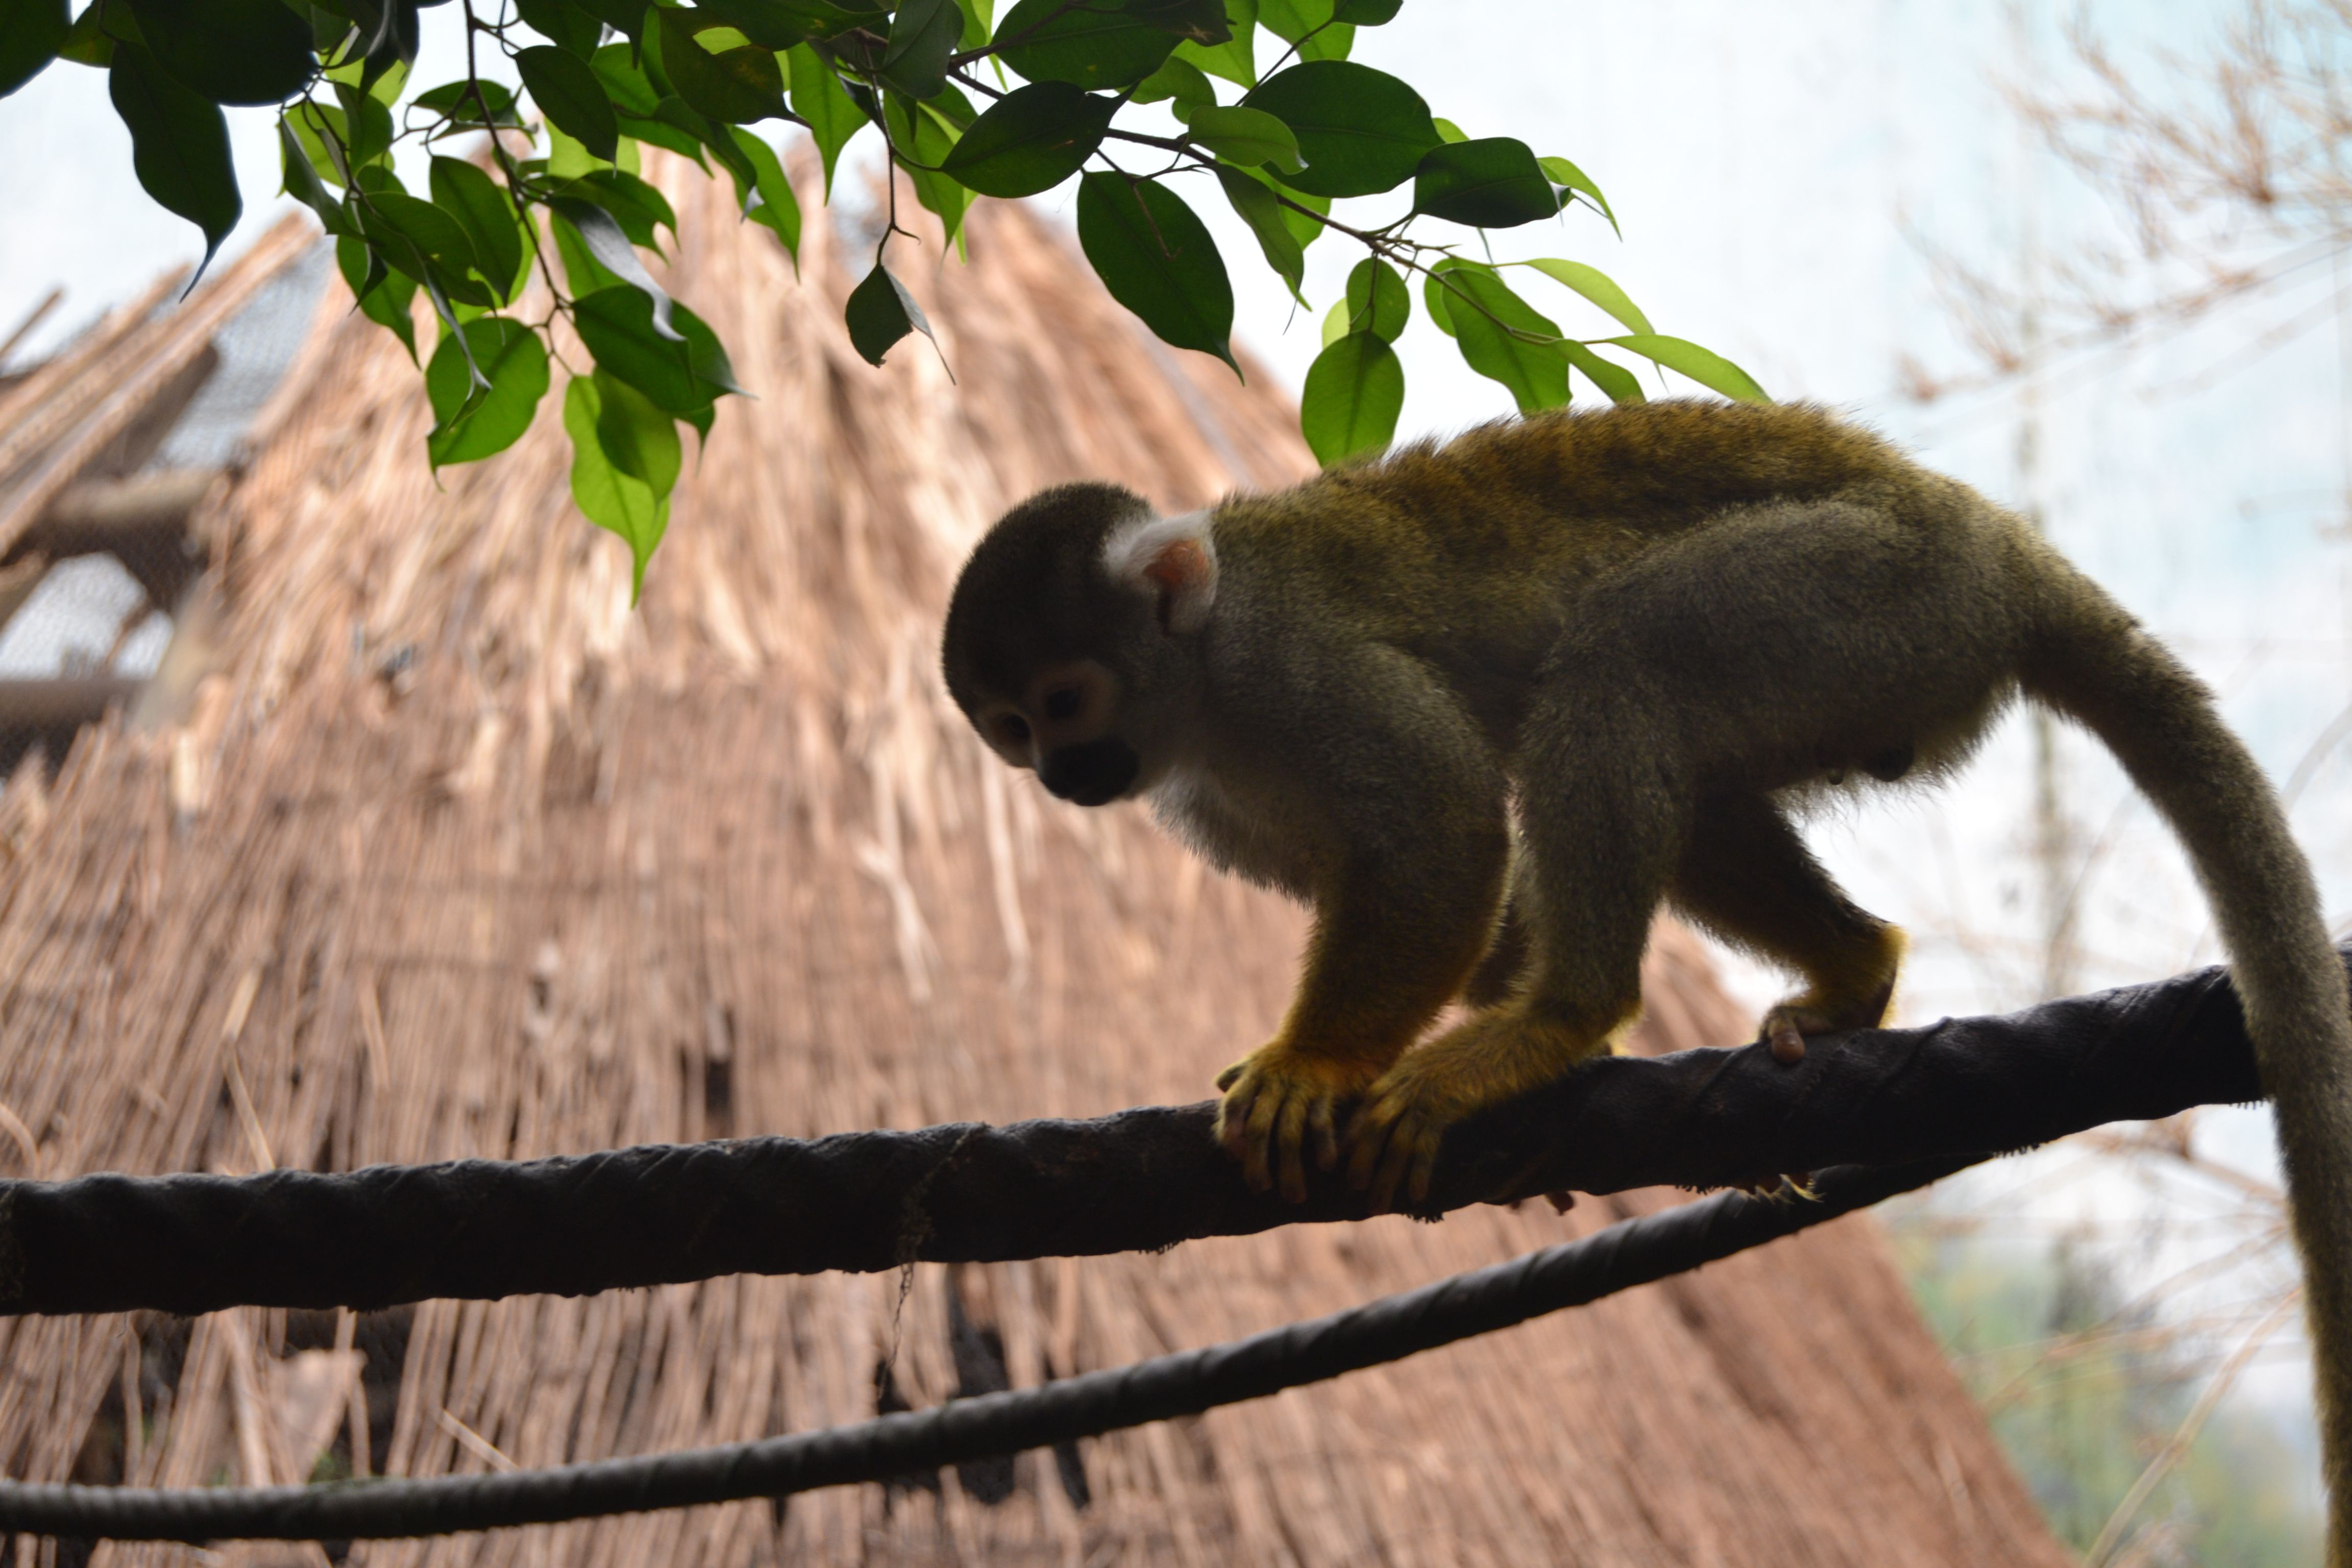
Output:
[1213, 1060, 1349, 1203]
[1343, 1097, 1441, 1213]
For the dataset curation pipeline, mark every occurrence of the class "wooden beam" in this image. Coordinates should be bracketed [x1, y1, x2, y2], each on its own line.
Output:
[31, 468, 217, 549]
[0, 677, 143, 728]
[0, 553, 45, 639]
[9, 468, 218, 609]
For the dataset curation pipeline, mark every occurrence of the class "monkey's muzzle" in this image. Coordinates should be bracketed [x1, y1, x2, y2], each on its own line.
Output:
[1041, 738, 1140, 806]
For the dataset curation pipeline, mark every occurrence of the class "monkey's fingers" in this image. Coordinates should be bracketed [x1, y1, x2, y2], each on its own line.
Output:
[1237, 1082, 1290, 1193]
[1215, 1060, 1246, 1093]
[1767, 1023, 1807, 1065]
[1366, 1118, 1422, 1214]
[1276, 1095, 1311, 1204]
[1308, 1097, 1341, 1173]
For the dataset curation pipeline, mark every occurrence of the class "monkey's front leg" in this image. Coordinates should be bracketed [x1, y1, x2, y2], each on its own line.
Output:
[1348, 1002, 1628, 1211]
[1216, 848, 1506, 1203]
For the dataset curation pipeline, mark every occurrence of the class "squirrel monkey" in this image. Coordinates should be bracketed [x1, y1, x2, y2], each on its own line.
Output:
[942, 402, 2352, 1560]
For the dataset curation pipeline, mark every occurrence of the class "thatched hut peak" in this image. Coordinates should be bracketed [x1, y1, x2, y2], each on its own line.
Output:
[0, 158, 2068, 1565]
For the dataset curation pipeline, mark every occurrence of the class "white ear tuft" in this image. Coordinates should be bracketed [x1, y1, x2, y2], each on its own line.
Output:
[1102, 509, 1219, 635]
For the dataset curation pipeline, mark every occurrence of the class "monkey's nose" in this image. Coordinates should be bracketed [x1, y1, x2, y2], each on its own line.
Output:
[1041, 738, 1139, 806]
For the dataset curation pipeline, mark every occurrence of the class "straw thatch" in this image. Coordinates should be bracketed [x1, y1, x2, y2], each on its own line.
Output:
[0, 154, 2069, 1566]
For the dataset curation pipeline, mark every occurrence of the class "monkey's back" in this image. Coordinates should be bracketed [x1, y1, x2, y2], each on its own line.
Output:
[1208, 400, 1993, 687]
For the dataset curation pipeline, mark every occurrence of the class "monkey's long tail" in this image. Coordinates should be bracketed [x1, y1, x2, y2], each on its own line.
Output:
[2025, 575, 2352, 1566]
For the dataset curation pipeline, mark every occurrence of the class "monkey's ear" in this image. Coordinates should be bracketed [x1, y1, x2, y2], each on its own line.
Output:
[1102, 510, 1218, 635]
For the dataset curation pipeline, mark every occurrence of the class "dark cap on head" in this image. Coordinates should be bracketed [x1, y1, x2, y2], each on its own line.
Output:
[942, 482, 1153, 711]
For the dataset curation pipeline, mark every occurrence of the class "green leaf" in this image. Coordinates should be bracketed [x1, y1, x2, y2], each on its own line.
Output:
[425, 317, 551, 467]
[337, 232, 418, 359]
[108, 41, 241, 283]
[550, 207, 625, 293]
[1412, 136, 1558, 228]
[884, 88, 971, 248]
[786, 43, 864, 195]
[1300, 330, 1400, 467]
[591, 39, 660, 116]
[333, 80, 395, 164]
[616, 100, 714, 165]
[940, 81, 1115, 197]
[1602, 334, 1769, 403]
[738, 0, 887, 42]
[1514, 257, 1652, 334]
[726, 127, 801, 265]
[690, 0, 816, 47]
[410, 77, 525, 132]
[279, 116, 353, 234]
[287, 96, 353, 185]
[1212, 164, 1302, 301]
[1075, 171, 1235, 372]
[1274, 181, 1325, 247]
[573, 284, 743, 418]
[1558, 340, 1643, 405]
[1126, 0, 1230, 42]
[124, 0, 314, 104]
[1330, 0, 1399, 22]
[1433, 261, 1568, 413]
[1538, 153, 1617, 236]
[844, 260, 945, 368]
[356, 188, 492, 307]
[1343, 255, 1407, 341]
[563, 373, 672, 603]
[649, 6, 788, 122]
[878, 0, 960, 98]
[1, 0, 69, 97]
[997, 0, 1180, 91]
[57, 3, 117, 67]
[517, 43, 619, 160]
[1172, 0, 1252, 84]
[1186, 103, 1300, 172]
[555, 167, 677, 245]
[515, 0, 606, 56]
[552, 197, 683, 336]
[1132, 54, 1212, 111]
[1241, 60, 1436, 198]
[1258, 0, 1348, 60]
[429, 157, 527, 303]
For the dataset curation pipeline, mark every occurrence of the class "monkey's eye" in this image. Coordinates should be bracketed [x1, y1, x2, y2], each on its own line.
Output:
[1043, 685, 1083, 721]
[997, 714, 1032, 745]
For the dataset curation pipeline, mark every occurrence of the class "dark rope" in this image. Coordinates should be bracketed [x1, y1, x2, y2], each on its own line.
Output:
[0, 1155, 1973, 1542]
[0, 953, 2282, 1316]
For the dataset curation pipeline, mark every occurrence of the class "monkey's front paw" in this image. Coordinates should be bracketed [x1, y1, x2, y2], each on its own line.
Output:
[1214, 1045, 1378, 1203]
[1757, 982, 1894, 1065]
[1345, 1051, 1500, 1216]
[1348, 1009, 1608, 1212]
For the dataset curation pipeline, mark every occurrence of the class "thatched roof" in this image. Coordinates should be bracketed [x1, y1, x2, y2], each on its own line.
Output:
[0, 157, 2069, 1566]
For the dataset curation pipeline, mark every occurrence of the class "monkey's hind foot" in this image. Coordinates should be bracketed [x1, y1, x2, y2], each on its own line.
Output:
[1347, 1006, 1618, 1214]
[1757, 980, 1895, 1065]
[1215, 1043, 1385, 1204]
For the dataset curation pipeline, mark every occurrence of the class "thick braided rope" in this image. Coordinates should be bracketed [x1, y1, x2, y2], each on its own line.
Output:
[0, 1156, 1971, 1541]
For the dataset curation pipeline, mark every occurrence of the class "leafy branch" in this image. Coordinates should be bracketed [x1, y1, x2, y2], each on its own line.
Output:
[0, 0, 1770, 585]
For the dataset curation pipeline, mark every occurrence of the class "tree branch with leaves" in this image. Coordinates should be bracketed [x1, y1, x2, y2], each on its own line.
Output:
[0, 0, 1765, 595]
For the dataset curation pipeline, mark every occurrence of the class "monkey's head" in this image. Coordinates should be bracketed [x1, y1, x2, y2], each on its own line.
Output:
[942, 481, 1218, 808]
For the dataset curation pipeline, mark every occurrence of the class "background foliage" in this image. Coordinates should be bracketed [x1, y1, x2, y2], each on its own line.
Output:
[0, 0, 1762, 592]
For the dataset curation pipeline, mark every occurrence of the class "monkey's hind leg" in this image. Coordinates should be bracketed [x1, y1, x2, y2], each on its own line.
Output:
[1670, 791, 1903, 1063]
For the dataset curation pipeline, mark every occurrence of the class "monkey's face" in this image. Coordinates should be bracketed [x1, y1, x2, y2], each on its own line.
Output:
[943, 483, 1212, 808]
[964, 659, 1138, 805]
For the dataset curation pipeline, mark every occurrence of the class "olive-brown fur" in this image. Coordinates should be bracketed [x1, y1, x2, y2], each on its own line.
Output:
[942, 401, 2352, 1562]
